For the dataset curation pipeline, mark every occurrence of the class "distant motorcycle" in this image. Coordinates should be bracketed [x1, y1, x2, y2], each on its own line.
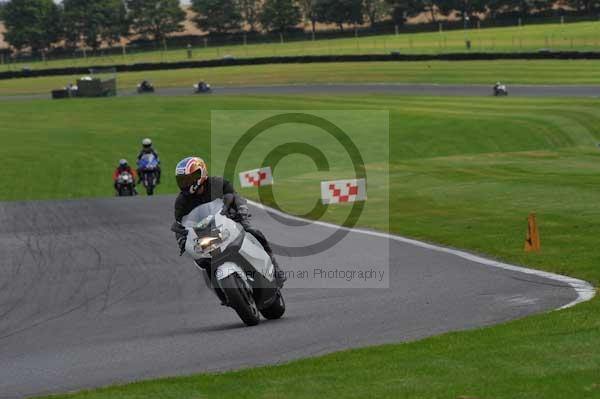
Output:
[137, 80, 155, 94]
[493, 84, 508, 96]
[193, 81, 212, 94]
[51, 83, 78, 100]
[66, 83, 79, 97]
[115, 171, 137, 197]
[180, 196, 285, 326]
[137, 153, 159, 196]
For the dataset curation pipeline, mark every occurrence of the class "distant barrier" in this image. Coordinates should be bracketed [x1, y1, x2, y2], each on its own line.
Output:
[1, 51, 600, 80]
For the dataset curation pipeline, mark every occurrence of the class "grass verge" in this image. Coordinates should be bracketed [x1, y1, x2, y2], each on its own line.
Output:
[3, 20, 600, 72]
[0, 94, 597, 398]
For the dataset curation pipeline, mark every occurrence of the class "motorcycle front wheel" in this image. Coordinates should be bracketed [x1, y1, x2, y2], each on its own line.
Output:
[220, 274, 260, 326]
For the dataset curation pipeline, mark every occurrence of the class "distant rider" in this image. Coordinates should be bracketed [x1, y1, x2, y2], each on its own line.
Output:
[170, 157, 286, 287]
[113, 159, 137, 193]
[140, 80, 152, 91]
[196, 81, 210, 92]
[136, 138, 161, 184]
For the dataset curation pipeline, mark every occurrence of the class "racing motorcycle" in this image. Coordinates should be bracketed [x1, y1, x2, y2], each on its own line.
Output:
[115, 171, 136, 196]
[193, 81, 212, 94]
[137, 153, 159, 196]
[493, 84, 508, 96]
[137, 80, 155, 94]
[181, 196, 285, 326]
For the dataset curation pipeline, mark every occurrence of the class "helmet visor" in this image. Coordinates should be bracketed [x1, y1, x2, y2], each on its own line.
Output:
[176, 169, 204, 190]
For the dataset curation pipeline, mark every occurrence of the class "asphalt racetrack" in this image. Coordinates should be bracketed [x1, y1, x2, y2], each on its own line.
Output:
[1, 83, 600, 101]
[0, 196, 592, 398]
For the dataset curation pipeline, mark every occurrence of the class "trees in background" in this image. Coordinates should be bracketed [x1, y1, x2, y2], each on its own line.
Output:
[239, 0, 261, 31]
[314, 0, 364, 31]
[2, 0, 62, 53]
[566, 0, 600, 11]
[298, 0, 317, 33]
[191, 0, 242, 33]
[126, 0, 186, 42]
[363, 0, 391, 25]
[2, 0, 600, 53]
[569, 0, 600, 10]
[385, 0, 425, 25]
[259, 0, 302, 32]
[101, 0, 130, 45]
[438, 0, 486, 20]
[63, 0, 129, 50]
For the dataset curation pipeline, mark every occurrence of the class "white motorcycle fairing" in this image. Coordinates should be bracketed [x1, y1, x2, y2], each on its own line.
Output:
[180, 198, 285, 324]
[182, 198, 275, 285]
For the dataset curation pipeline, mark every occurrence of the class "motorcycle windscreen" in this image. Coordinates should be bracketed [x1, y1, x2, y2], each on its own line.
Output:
[181, 198, 224, 228]
[138, 153, 158, 168]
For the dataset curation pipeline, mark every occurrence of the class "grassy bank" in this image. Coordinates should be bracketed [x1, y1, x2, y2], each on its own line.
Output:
[3, 20, 600, 72]
[1, 94, 597, 398]
[2, 60, 600, 96]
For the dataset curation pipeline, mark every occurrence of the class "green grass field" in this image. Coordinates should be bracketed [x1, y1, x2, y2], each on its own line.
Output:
[0, 94, 598, 398]
[2, 60, 600, 96]
[2, 20, 600, 72]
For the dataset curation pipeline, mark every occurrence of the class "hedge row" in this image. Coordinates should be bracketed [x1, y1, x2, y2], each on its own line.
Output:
[2, 52, 600, 80]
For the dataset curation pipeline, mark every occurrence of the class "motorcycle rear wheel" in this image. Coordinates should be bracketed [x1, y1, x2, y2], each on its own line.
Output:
[260, 290, 285, 320]
[220, 274, 260, 326]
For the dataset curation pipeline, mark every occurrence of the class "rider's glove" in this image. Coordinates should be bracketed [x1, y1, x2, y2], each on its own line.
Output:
[171, 222, 188, 256]
[221, 194, 250, 221]
[237, 204, 250, 219]
[176, 232, 187, 256]
[221, 194, 236, 218]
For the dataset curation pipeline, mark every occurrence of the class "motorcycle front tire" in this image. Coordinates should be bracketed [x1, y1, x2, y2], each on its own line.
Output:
[220, 274, 260, 326]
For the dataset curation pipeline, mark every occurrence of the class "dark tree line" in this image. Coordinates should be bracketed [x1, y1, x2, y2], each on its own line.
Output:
[1, 0, 599, 54]
[0, 0, 185, 53]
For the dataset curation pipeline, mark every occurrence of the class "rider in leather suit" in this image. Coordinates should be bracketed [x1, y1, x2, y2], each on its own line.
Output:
[170, 157, 286, 287]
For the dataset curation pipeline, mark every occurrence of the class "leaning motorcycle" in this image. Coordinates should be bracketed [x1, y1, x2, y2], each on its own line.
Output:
[137, 154, 159, 196]
[181, 198, 285, 326]
[494, 84, 508, 96]
[115, 171, 136, 197]
[137, 80, 155, 94]
[193, 81, 212, 94]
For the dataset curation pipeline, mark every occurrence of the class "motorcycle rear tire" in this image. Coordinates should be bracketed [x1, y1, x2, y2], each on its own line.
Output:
[260, 290, 285, 320]
[220, 274, 260, 326]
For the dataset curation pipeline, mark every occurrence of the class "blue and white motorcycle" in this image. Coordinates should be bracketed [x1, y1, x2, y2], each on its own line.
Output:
[137, 153, 159, 196]
[181, 198, 285, 326]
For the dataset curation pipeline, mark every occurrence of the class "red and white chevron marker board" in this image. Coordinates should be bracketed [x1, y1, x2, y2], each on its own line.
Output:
[321, 179, 367, 204]
[239, 167, 273, 188]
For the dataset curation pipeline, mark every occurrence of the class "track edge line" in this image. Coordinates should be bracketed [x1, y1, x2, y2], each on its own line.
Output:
[248, 200, 596, 310]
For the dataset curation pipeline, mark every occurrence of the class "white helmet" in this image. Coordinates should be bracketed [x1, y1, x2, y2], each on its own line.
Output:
[142, 138, 152, 147]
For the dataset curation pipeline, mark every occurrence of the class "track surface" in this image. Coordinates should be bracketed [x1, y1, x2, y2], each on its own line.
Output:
[1, 83, 600, 101]
[0, 196, 582, 398]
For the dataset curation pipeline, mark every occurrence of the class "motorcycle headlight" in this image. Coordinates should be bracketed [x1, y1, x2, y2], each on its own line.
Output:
[194, 228, 230, 254]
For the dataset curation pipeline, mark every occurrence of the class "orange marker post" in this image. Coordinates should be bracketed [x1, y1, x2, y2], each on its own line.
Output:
[524, 213, 541, 252]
